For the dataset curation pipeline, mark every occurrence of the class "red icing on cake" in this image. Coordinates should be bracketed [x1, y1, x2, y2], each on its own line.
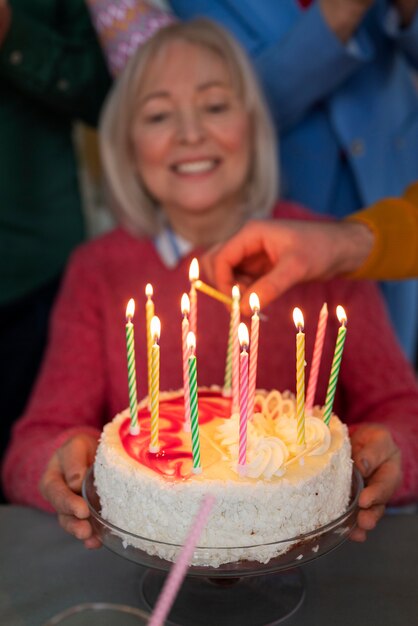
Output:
[120, 389, 232, 480]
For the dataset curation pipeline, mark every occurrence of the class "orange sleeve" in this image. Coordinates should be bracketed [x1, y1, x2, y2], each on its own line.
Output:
[345, 182, 418, 280]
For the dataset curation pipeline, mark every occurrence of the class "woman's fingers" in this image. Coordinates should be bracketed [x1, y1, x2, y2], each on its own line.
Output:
[58, 513, 94, 540]
[58, 435, 98, 493]
[40, 456, 89, 519]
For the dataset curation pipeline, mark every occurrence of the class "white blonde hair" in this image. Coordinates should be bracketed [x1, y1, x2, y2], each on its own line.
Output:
[100, 18, 279, 236]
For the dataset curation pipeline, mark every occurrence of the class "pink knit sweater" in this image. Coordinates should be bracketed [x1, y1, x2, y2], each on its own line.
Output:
[3, 203, 418, 508]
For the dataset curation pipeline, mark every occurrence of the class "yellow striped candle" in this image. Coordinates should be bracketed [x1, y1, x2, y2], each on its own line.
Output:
[145, 283, 154, 406]
[293, 307, 305, 447]
[323, 306, 347, 427]
[188, 258, 199, 338]
[194, 280, 233, 306]
[248, 293, 260, 420]
[187, 332, 202, 474]
[149, 315, 161, 453]
[125, 299, 139, 435]
[181, 293, 191, 432]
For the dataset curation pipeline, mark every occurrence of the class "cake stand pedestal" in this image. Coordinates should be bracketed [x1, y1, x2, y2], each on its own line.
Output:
[141, 568, 305, 626]
[83, 468, 362, 626]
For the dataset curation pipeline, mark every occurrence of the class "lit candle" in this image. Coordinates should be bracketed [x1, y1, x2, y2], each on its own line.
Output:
[306, 302, 328, 413]
[248, 293, 260, 420]
[187, 331, 202, 474]
[145, 283, 155, 406]
[149, 315, 161, 453]
[323, 306, 347, 427]
[293, 307, 305, 447]
[194, 279, 233, 306]
[238, 322, 250, 476]
[188, 258, 199, 338]
[181, 293, 191, 432]
[125, 299, 139, 435]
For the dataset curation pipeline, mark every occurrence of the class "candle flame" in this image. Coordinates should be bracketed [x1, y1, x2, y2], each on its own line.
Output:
[126, 298, 135, 321]
[293, 307, 304, 331]
[189, 258, 199, 282]
[186, 331, 196, 352]
[232, 285, 240, 300]
[249, 292, 260, 313]
[145, 283, 153, 298]
[238, 322, 249, 349]
[181, 293, 190, 315]
[336, 305, 347, 326]
[150, 315, 161, 342]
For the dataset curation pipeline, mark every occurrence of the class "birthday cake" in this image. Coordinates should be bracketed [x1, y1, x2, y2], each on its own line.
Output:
[94, 387, 352, 567]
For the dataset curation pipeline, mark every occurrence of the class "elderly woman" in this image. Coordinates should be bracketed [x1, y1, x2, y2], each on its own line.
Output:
[2, 20, 417, 548]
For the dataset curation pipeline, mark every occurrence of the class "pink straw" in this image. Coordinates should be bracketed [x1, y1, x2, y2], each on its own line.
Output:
[148, 495, 216, 626]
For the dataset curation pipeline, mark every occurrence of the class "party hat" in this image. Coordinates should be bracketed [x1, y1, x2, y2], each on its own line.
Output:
[87, 0, 173, 76]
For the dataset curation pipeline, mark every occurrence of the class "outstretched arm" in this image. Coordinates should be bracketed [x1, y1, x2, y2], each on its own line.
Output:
[204, 218, 373, 315]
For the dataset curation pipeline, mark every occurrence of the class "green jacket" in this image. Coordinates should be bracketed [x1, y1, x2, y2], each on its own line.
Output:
[0, 0, 111, 305]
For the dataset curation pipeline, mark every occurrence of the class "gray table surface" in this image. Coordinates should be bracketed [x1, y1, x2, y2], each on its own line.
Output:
[1, 505, 417, 626]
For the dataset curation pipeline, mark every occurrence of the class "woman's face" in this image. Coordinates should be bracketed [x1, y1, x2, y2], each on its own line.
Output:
[131, 40, 251, 224]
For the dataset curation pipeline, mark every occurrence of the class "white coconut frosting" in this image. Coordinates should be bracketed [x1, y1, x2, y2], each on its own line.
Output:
[94, 388, 352, 567]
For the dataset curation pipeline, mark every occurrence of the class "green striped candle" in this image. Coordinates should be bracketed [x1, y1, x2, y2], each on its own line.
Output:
[125, 298, 139, 435]
[323, 306, 347, 426]
[187, 331, 202, 474]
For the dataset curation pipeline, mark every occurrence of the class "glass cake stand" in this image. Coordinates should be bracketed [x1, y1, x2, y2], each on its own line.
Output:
[83, 467, 363, 626]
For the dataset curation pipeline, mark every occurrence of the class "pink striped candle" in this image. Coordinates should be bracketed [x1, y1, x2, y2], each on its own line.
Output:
[293, 307, 306, 447]
[148, 494, 216, 626]
[145, 283, 155, 407]
[188, 258, 199, 338]
[248, 293, 260, 420]
[238, 322, 250, 475]
[306, 302, 328, 413]
[181, 293, 191, 432]
[231, 285, 241, 414]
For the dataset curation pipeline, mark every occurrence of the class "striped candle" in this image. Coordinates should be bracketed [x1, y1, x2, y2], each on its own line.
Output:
[187, 332, 202, 474]
[181, 294, 191, 432]
[194, 279, 233, 306]
[125, 299, 139, 435]
[306, 302, 328, 413]
[323, 306, 347, 426]
[222, 288, 235, 396]
[231, 286, 241, 412]
[238, 323, 250, 475]
[188, 258, 199, 338]
[248, 293, 260, 420]
[149, 315, 161, 453]
[293, 308, 306, 447]
[145, 283, 154, 407]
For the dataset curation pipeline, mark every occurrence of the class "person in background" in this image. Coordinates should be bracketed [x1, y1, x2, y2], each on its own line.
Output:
[2, 20, 417, 549]
[0, 0, 111, 497]
[167, 0, 418, 363]
[87, 0, 418, 358]
[205, 182, 418, 316]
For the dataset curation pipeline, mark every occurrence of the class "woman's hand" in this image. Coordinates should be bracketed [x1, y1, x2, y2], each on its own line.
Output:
[40, 434, 101, 549]
[349, 424, 402, 541]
